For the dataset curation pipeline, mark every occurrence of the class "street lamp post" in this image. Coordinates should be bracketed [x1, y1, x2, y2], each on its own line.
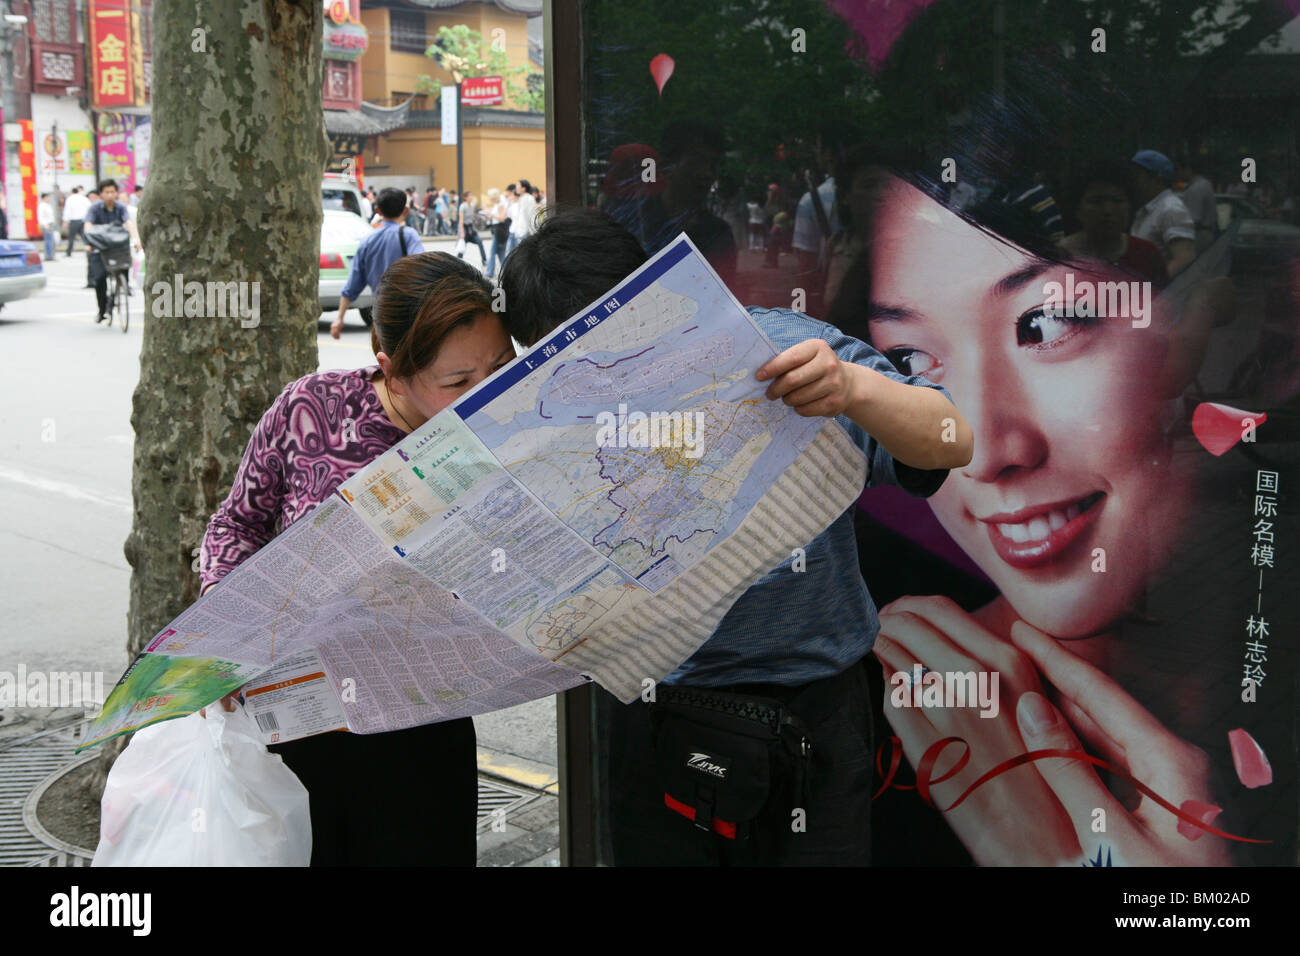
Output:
[456, 79, 463, 201]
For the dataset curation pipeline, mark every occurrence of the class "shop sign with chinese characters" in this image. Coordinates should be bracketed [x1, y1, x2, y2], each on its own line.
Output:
[89, 0, 134, 108]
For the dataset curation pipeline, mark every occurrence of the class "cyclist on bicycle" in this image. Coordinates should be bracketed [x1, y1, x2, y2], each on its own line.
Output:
[86, 178, 141, 324]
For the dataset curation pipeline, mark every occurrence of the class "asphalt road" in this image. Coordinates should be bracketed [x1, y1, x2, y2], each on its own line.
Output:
[0, 240, 557, 771]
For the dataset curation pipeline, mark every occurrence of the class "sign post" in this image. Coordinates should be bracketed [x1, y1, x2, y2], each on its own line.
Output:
[441, 83, 460, 199]
[456, 80, 464, 203]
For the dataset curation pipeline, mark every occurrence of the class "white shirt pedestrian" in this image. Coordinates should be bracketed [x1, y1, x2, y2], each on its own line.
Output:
[1131, 188, 1196, 261]
[63, 191, 91, 222]
[511, 190, 537, 239]
[793, 175, 837, 254]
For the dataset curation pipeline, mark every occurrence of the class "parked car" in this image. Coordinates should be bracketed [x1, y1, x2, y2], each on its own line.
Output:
[322, 175, 366, 219]
[1216, 194, 1300, 272]
[0, 240, 47, 312]
[319, 208, 375, 324]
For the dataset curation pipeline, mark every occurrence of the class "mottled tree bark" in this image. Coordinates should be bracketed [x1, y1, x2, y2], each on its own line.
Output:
[97, 0, 327, 783]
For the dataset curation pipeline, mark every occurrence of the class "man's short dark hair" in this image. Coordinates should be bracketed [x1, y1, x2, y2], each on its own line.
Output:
[98, 178, 118, 193]
[499, 208, 648, 347]
[518, 179, 532, 192]
[376, 187, 407, 219]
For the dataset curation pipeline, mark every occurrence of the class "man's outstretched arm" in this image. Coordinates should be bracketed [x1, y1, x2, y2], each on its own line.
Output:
[757, 338, 974, 472]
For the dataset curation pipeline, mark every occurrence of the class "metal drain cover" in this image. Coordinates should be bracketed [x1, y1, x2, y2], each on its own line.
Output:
[0, 719, 93, 867]
[476, 778, 543, 832]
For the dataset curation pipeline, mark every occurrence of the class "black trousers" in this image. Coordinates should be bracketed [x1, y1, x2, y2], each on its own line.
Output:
[89, 251, 110, 317]
[268, 717, 478, 866]
[65, 219, 84, 255]
[604, 659, 874, 865]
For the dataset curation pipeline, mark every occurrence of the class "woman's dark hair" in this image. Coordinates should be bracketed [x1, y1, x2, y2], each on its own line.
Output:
[499, 207, 648, 347]
[824, 47, 1136, 341]
[371, 252, 495, 380]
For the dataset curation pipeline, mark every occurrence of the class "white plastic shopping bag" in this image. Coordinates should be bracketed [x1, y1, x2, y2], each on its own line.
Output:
[92, 705, 312, 866]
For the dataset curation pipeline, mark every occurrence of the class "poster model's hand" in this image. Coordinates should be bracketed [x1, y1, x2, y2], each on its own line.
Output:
[873, 594, 1081, 866]
[1009, 620, 1233, 866]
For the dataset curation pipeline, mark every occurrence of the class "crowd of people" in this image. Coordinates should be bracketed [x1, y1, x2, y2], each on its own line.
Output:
[354, 179, 545, 279]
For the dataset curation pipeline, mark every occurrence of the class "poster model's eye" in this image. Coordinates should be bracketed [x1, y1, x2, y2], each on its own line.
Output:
[1016, 306, 1094, 348]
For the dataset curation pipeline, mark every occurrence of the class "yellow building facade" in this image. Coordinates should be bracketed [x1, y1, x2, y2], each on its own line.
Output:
[357, 1, 545, 197]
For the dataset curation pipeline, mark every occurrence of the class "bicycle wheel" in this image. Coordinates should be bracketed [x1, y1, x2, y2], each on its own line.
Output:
[115, 272, 129, 333]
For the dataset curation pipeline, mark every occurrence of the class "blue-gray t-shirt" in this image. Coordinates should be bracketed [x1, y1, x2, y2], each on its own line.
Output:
[340, 221, 421, 301]
[660, 306, 951, 688]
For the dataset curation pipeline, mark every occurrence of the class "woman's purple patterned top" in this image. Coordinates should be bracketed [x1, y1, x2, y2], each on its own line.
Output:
[199, 365, 405, 591]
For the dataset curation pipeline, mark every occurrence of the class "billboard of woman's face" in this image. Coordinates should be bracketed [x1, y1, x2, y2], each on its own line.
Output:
[866, 179, 1196, 639]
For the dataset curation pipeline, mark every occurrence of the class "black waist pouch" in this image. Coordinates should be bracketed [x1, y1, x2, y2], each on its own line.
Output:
[649, 686, 812, 841]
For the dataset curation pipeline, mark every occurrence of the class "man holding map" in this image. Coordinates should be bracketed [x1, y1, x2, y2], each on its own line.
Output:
[499, 209, 973, 865]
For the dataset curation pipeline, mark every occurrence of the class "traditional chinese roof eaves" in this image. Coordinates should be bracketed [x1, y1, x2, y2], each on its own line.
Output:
[390, 0, 543, 15]
[324, 99, 414, 135]
[404, 106, 544, 129]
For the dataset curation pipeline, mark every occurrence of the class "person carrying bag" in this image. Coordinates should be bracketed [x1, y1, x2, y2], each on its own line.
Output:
[456, 190, 488, 267]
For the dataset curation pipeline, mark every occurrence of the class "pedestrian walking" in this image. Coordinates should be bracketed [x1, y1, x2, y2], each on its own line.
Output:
[485, 187, 512, 278]
[506, 178, 537, 259]
[62, 186, 91, 255]
[38, 193, 57, 261]
[331, 187, 422, 339]
[433, 190, 449, 235]
[422, 187, 438, 236]
[456, 190, 487, 267]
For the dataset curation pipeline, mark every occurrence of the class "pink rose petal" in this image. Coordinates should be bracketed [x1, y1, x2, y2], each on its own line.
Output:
[1228, 727, 1273, 789]
[1177, 800, 1222, 841]
[1191, 403, 1266, 456]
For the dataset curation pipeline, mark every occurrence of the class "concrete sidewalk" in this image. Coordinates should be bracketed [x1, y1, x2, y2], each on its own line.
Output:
[1, 703, 561, 867]
[472, 697, 560, 866]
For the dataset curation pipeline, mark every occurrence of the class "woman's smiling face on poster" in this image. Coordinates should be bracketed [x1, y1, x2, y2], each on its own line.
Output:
[866, 179, 1193, 638]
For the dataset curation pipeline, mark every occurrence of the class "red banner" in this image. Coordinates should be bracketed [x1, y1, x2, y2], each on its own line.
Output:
[460, 76, 504, 107]
[18, 120, 38, 239]
[89, 0, 134, 108]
